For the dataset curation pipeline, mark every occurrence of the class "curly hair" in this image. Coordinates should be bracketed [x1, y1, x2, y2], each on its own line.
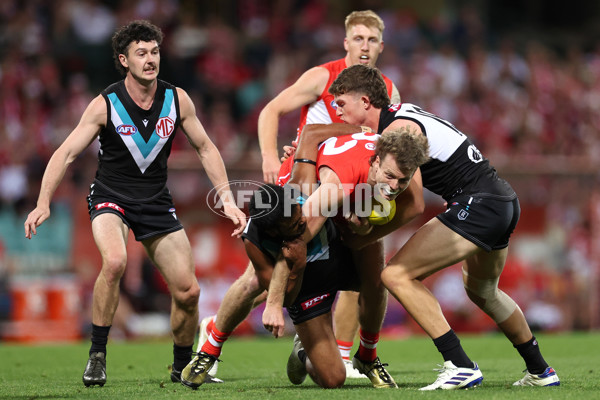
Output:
[112, 20, 164, 75]
[373, 127, 430, 175]
[345, 10, 385, 39]
[329, 64, 390, 109]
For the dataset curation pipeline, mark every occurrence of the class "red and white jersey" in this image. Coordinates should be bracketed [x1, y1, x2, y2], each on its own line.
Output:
[278, 131, 379, 197]
[316, 132, 379, 197]
[296, 58, 394, 139]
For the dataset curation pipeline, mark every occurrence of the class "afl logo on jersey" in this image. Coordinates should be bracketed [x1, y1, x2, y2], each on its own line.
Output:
[388, 103, 401, 111]
[156, 116, 175, 139]
[467, 144, 483, 163]
[365, 142, 376, 151]
[116, 124, 137, 135]
[330, 100, 338, 109]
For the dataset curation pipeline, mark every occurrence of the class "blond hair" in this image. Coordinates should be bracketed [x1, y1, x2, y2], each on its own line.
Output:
[345, 10, 384, 39]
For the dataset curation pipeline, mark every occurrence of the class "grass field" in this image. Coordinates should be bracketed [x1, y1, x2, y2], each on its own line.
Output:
[0, 332, 598, 399]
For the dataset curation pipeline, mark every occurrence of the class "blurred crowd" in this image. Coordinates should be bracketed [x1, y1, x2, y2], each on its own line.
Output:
[2, 1, 600, 200]
[0, 0, 599, 333]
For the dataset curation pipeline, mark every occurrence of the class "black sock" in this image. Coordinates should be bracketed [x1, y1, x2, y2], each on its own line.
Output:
[173, 344, 194, 372]
[514, 336, 548, 374]
[90, 324, 111, 356]
[432, 329, 473, 368]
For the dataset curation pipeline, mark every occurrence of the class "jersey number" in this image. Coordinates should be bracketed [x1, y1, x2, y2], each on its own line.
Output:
[321, 132, 378, 155]
[406, 105, 463, 136]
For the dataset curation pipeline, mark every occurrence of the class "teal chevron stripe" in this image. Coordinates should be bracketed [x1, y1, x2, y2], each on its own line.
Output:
[107, 92, 159, 158]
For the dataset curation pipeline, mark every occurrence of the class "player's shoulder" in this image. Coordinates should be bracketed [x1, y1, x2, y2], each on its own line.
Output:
[301, 58, 344, 81]
[174, 86, 195, 115]
[174, 85, 188, 99]
[300, 64, 331, 83]
[101, 80, 124, 95]
[87, 94, 109, 116]
[318, 58, 345, 70]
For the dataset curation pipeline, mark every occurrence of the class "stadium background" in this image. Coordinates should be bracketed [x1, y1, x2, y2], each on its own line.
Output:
[0, 0, 599, 342]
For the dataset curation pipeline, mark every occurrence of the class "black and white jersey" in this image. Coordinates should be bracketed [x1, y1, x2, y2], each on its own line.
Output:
[96, 79, 180, 199]
[379, 103, 515, 201]
[242, 217, 337, 264]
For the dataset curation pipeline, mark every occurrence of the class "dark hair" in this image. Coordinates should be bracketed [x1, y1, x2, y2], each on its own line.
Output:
[329, 64, 390, 109]
[373, 127, 430, 175]
[112, 20, 164, 75]
[248, 184, 300, 233]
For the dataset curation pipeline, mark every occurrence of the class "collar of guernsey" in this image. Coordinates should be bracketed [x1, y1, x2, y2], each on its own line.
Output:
[107, 88, 176, 173]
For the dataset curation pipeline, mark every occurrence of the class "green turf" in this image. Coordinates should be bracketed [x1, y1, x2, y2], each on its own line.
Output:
[0, 332, 598, 399]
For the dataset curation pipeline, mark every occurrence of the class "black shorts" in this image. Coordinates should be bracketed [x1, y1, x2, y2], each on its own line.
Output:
[286, 240, 359, 325]
[87, 180, 183, 241]
[437, 194, 520, 251]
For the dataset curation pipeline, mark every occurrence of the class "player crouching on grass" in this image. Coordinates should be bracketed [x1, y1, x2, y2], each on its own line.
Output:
[181, 125, 429, 389]
[181, 183, 365, 389]
[261, 128, 429, 389]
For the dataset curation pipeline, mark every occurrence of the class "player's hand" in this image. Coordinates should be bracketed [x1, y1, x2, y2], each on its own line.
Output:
[222, 203, 247, 238]
[345, 212, 373, 236]
[262, 154, 282, 184]
[24, 206, 50, 239]
[262, 303, 285, 338]
[280, 140, 298, 162]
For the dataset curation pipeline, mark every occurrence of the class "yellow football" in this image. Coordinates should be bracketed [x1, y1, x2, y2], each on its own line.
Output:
[367, 198, 396, 225]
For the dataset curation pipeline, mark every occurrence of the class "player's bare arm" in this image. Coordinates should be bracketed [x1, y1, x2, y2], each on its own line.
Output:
[295, 123, 371, 159]
[382, 118, 423, 136]
[177, 87, 246, 236]
[296, 118, 422, 147]
[248, 239, 297, 337]
[24, 95, 106, 239]
[246, 237, 307, 337]
[300, 166, 346, 243]
[244, 239, 307, 303]
[262, 254, 290, 338]
[263, 237, 307, 338]
[257, 66, 330, 183]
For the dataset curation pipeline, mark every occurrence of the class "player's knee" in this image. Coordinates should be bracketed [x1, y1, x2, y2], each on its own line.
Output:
[173, 282, 200, 310]
[317, 368, 345, 389]
[463, 275, 516, 324]
[464, 285, 487, 309]
[101, 253, 127, 283]
[381, 264, 410, 289]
